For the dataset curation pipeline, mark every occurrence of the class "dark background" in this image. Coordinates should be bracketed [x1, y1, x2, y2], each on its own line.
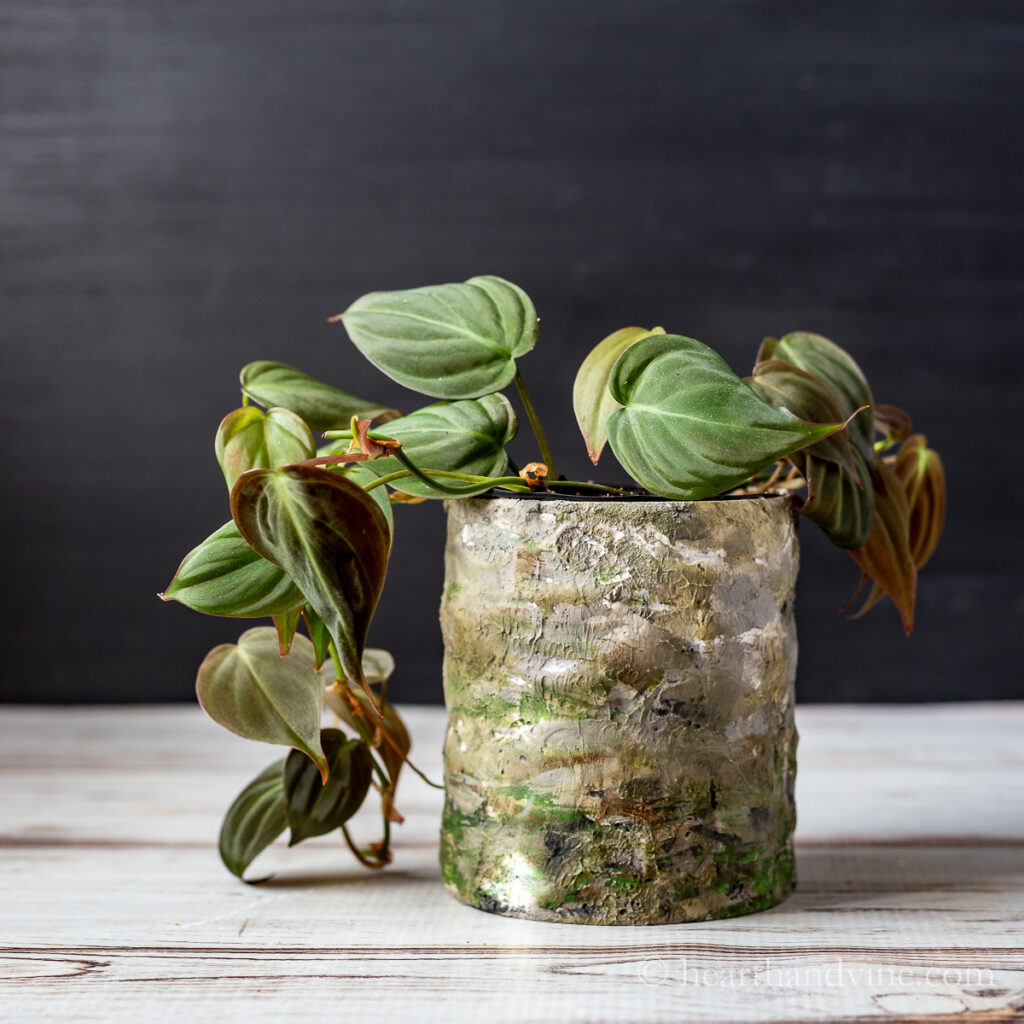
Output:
[3, 1, 1021, 704]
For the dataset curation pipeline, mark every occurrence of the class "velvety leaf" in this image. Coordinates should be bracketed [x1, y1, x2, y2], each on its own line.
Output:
[324, 395, 517, 498]
[747, 359, 861, 479]
[240, 361, 399, 431]
[573, 326, 665, 464]
[852, 435, 945, 617]
[283, 730, 373, 845]
[218, 758, 287, 881]
[874, 403, 914, 446]
[765, 332, 875, 462]
[196, 627, 327, 778]
[231, 466, 391, 689]
[272, 607, 303, 656]
[894, 435, 946, 569]
[605, 334, 845, 500]
[336, 462, 395, 534]
[303, 605, 332, 670]
[795, 446, 875, 550]
[215, 406, 316, 491]
[338, 275, 538, 399]
[361, 648, 396, 683]
[847, 458, 916, 633]
[160, 521, 304, 618]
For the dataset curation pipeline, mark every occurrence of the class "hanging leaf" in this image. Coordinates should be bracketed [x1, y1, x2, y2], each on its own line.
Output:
[160, 521, 304, 618]
[215, 406, 316, 491]
[763, 332, 875, 462]
[231, 466, 391, 690]
[605, 334, 845, 500]
[218, 759, 287, 881]
[849, 435, 946, 617]
[894, 435, 947, 569]
[240, 361, 400, 431]
[272, 606, 304, 656]
[337, 275, 538, 399]
[335, 462, 395, 535]
[283, 730, 374, 845]
[196, 627, 327, 779]
[324, 395, 517, 498]
[847, 458, 917, 633]
[303, 605, 332, 670]
[747, 359, 863, 480]
[573, 326, 665, 464]
[874, 403, 914, 447]
[794, 446, 876, 550]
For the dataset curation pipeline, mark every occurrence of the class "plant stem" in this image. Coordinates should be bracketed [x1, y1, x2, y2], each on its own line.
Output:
[513, 368, 556, 476]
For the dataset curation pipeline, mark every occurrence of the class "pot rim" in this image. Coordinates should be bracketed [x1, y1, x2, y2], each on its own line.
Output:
[447, 489, 796, 506]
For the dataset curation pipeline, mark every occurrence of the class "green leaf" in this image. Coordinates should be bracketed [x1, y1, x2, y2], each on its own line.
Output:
[747, 359, 861, 479]
[218, 758, 287, 881]
[240, 361, 400, 431]
[338, 275, 538, 399]
[361, 648, 395, 683]
[326, 394, 517, 498]
[283, 731, 374, 845]
[605, 334, 845, 500]
[272, 606, 304, 656]
[765, 333, 875, 462]
[160, 521, 304, 618]
[231, 466, 391, 689]
[196, 627, 327, 779]
[303, 605, 332, 670]
[215, 406, 316, 491]
[795, 446, 876, 550]
[573, 326, 665, 464]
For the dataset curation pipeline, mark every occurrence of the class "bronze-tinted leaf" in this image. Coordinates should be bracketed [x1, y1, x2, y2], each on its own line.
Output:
[231, 466, 391, 689]
[748, 359, 862, 479]
[847, 458, 917, 633]
[283, 730, 374, 845]
[272, 607, 303, 656]
[324, 681, 410, 792]
[795, 445, 875, 550]
[874, 404, 914, 446]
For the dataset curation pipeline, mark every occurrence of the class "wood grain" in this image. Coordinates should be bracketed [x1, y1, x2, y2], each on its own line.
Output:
[0, 704, 1022, 1021]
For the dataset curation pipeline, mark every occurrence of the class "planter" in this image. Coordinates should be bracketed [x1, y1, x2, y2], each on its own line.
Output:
[438, 493, 799, 925]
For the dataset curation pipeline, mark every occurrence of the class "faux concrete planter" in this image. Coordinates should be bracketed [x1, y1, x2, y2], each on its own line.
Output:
[438, 493, 799, 925]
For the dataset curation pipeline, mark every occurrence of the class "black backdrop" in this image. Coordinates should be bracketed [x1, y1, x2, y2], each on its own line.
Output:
[3, 1, 1021, 703]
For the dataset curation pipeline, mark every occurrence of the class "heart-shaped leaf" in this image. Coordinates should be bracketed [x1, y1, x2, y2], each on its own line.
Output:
[763, 332, 875, 462]
[326, 395, 517, 497]
[196, 627, 327, 778]
[215, 406, 316, 491]
[218, 758, 287, 881]
[283, 730, 374, 845]
[573, 326, 665, 464]
[231, 466, 391, 689]
[338, 275, 538, 399]
[847, 458, 917, 633]
[160, 521, 304, 618]
[240, 361, 400, 431]
[605, 334, 845, 499]
[795, 445, 876, 550]
[747, 359, 862, 479]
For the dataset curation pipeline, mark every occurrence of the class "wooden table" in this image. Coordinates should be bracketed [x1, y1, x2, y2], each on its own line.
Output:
[1, 704, 1022, 1022]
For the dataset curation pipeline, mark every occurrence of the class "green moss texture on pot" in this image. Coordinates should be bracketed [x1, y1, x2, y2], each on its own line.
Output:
[439, 494, 799, 925]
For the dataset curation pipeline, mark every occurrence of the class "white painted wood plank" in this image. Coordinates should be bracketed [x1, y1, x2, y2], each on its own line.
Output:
[0, 704, 1022, 1023]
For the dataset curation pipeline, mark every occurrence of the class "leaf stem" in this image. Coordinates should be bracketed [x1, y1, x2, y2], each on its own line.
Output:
[513, 368, 556, 476]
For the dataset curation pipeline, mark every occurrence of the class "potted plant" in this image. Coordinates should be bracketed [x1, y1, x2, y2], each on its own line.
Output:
[162, 275, 945, 923]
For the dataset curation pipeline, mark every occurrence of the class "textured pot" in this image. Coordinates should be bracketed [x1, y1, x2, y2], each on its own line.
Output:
[438, 493, 799, 925]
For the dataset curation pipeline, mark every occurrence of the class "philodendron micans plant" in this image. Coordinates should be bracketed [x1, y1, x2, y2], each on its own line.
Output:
[161, 274, 946, 881]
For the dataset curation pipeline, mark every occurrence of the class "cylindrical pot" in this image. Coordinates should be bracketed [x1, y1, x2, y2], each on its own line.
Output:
[438, 494, 799, 925]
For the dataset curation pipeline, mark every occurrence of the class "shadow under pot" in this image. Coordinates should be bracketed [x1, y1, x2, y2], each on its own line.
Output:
[438, 493, 799, 925]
